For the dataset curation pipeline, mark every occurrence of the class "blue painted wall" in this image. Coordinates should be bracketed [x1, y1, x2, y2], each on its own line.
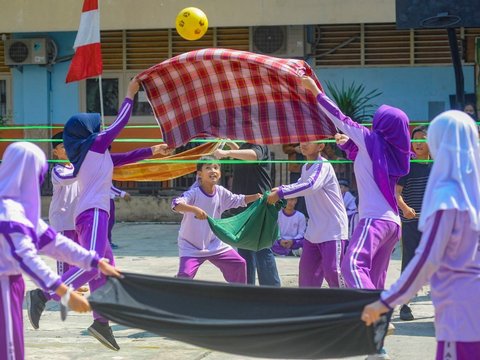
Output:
[12, 31, 79, 125]
[10, 31, 476, 124]
[315, 65, 475, 121]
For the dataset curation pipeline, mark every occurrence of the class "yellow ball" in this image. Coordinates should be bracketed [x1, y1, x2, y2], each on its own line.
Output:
[175, 7, 209, 41]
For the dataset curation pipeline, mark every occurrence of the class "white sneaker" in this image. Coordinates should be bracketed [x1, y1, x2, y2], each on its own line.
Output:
[365, 348, 391, 360]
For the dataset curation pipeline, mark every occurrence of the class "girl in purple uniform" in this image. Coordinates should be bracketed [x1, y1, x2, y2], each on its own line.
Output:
[27, 78, 172, 351]
[0, 142, 119, 360]
[362, 110, 480, 359]
[301, 77, 411, 291]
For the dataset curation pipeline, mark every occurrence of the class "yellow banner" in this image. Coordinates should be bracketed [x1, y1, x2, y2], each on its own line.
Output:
[113, 142, 220, 181]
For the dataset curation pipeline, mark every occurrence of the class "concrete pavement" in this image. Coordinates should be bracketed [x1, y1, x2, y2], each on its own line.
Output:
[24, 223, 437, 359]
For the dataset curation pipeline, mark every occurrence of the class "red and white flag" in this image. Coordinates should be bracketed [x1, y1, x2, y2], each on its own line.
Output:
[66, 0, 103, 83]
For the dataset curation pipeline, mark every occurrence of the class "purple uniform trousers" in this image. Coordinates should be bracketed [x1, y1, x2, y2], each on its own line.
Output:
[177, 249, 247, 284]
[436, 341, 480, 360]
[341, 218, 400, 289]
[299, 239, 347, 288]
[45, 208, 113, 323]
[0, 275, 25, 360]
[56, 230, 78, 275]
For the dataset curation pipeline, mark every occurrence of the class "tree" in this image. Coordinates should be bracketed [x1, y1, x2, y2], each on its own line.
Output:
[325, 80, 382, 123]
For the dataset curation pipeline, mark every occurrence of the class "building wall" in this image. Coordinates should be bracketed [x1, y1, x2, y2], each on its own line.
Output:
[12, 61, 475, 124]
[316, 65, 475, 120]
[11, 32, 80, 124]
[0, 0, 395, 32]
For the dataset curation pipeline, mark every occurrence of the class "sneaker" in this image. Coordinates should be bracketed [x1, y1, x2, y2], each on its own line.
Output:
[366, 348, 392, 360]
[26, 289, 47, 330]
[110, 243, 119, 249]
[87, 320, 120, 351]
[400, 304, 414, 321]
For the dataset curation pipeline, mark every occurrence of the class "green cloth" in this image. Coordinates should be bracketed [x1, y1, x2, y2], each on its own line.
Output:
[208, 195, 285, 251]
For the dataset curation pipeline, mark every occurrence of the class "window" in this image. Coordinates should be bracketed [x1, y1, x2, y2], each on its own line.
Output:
[86, 77, 120, 116]
[82, 73, 156, 123]
[0, 76, 11, 124]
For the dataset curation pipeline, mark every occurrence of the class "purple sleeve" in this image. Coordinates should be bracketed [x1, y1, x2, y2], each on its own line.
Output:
[110, 185, 122, 196]
[1, 222, 62, 292]
[316, 93, 369, 148]
[291, 238, 303, 250]
[338, 139, 359, 161]
[219, 187, 247, 212]
[111, 147, 153, 167]
[381, 210, 452, 308]
[171, 188, 196, 213]
[36, 220, 99, 270]
[278, 163, 324, 199]
[91, 98, 134, 153]
[51, 165, 77, 186]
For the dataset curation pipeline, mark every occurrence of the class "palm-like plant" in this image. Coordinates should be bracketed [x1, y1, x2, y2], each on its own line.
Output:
[325, 80, 382, 123]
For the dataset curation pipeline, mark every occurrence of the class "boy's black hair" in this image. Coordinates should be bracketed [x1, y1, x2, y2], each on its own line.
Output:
[51, 131, 64, 149]
[338, 178, 350, 188]
[196, 155, 220, 171]
[411, 125, 427, 139]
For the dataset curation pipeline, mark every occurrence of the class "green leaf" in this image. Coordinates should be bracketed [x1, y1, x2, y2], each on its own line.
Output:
[325, 80, 382, 123]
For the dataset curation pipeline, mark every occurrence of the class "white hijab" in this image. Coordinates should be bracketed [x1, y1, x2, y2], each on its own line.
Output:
[419, 110, 480, 231]
[0, 142, 47, 228]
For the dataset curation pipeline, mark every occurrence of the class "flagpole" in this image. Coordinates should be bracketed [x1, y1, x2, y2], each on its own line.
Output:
[97, 0, 105, 130]
[98, 75, 105, 129]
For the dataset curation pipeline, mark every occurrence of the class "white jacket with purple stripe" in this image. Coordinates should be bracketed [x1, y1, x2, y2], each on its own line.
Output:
[278, 156, 348, 243]
[0, 199, 99, 292]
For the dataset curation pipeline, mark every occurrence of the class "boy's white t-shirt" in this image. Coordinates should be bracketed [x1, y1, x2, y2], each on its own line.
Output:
[172, 185, 246, 257]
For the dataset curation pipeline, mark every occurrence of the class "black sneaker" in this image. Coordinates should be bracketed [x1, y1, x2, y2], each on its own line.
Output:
[26, 289, 47, 329]
[400, 304, 414, 321]
[88, 320, 120, 351]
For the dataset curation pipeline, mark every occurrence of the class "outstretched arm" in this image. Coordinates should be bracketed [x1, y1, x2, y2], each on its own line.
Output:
[213, 148, 258, 161]
[90, 78, 140, 154]
[111, 144, 173, 167]
[301, 77, 369, 148]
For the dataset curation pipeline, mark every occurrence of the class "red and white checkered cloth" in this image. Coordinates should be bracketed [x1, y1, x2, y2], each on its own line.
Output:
[137, 48, 336, 147]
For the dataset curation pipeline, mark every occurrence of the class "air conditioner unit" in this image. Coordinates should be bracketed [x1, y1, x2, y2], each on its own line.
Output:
[4, 38, 57, 66]
[252, 25, 305, 58]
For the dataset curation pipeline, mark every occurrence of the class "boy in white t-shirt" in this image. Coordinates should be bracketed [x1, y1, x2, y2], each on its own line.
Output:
[172, 156, 261, 283]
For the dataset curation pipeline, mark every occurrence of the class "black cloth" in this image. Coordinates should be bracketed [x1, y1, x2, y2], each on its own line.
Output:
[89, 273, 391, 359]
[231, 143, 272, 200]
[397, 162, 431, 223]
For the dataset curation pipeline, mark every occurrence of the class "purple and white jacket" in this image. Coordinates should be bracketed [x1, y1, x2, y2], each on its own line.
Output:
[278, 156, 348, 243]
[0, 198, 99, 292]
[74, 99, 153, 219]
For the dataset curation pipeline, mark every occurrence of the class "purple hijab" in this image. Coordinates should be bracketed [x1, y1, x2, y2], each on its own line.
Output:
[338, 105, 410, 213]
[365, 105, 410, 213]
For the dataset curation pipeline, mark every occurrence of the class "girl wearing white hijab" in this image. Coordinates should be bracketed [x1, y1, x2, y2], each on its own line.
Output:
[361, 111, 480, 359]
[0, 142, 119, 360]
